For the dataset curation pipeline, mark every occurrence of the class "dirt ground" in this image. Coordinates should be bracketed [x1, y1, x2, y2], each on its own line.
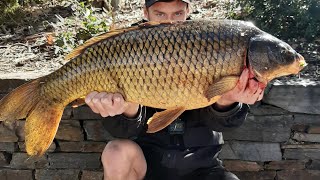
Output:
[0, 0, 319, 85]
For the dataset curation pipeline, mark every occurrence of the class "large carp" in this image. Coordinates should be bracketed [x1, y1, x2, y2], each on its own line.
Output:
[0, 20, 306, 156]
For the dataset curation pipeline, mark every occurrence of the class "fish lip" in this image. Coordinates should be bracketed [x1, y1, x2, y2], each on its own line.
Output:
[296, 53, 307, 69]
[290, 53, 307, 75]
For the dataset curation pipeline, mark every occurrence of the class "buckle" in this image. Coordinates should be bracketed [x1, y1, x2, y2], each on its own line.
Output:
[168, 118, 185, 135]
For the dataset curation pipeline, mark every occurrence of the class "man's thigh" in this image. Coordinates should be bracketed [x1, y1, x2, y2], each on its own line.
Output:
[139, 144, 178, 180]
[185, 167, 240, 180]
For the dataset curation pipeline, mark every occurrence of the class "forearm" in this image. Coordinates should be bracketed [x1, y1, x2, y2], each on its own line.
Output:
[102, 105, 147, 139]
[204, 103, 249, 132]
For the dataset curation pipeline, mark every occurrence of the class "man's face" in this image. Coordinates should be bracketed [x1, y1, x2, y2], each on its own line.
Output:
[144, 0, 189, 22]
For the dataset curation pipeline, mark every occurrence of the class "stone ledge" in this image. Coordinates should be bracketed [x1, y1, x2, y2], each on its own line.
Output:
[35, 169, 80, 180]
[283, 149, 320, 160]
[48, 153, 101, 169]
[277, 170, 320, 180]
[223, 160, 263, 172]
[0, 169, 33, 180]
[263, 84, 320, 115]
[223, 115, 293, 142]
[219, 141, 282, 161]
[234, 171, 276, 180]
[264, 160, 306, 170]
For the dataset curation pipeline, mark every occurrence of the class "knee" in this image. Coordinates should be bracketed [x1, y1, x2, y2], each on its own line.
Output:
[101, 139, 145, 169]
[101, 139, 146, 179]
[102, 139, 138, 162]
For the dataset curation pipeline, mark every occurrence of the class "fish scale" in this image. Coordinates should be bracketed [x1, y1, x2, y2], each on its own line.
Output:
[0, 20, 306, 156]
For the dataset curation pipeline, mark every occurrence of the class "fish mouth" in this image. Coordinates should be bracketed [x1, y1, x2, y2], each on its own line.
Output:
[295, 53, 307, 73]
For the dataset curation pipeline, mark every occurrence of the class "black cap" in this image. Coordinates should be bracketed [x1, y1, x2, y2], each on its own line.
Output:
[145, 0, 190, 8]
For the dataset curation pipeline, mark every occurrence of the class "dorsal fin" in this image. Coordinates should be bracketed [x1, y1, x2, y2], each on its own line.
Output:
[64, 21, 173, 61]
[65, 26, 138, 61]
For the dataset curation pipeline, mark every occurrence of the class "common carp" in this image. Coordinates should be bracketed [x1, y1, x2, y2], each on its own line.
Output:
[0, 20, 306, 156]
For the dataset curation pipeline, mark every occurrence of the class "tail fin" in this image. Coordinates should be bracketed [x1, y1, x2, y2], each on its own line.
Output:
[25, 101, 64, 156]
[0, 79, 41, 122]
[0, 79, 64, 156]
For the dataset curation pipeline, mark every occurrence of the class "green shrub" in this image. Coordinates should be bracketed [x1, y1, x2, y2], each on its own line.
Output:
[227, 0, 320, 41]
[54, 0, 111, 55]
[0, 0, 22, 26]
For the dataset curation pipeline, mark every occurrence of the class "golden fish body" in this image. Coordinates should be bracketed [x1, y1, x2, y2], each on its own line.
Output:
[44, 20, 253, 109]
[0, 20, 306, 156]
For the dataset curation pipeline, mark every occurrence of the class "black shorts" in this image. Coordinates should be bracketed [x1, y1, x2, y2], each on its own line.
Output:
[138, 143, 239, 180]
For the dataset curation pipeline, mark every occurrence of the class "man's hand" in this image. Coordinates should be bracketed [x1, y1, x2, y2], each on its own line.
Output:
[85, 92, 140, 118]
[215, 68, 265, 110]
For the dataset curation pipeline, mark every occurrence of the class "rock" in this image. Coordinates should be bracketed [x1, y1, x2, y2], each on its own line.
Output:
[83, 121, 113, 141]
[0, 153, 9, 167]
[223, 115, 292, 142]
[263, 85, 320, 115]
[35, 169, 80, 180]
[15, 121, 25, 141]
[10, 153, 48, 169]
[307, 126, 320, 134]
[48, 153, 101, 169]
[277, 170, 320, 180]
[55, 120, 83, 141]
[234, 171, 276, 180]
[0, 142, 15, 152]
[293, 114, 320, 125]
[81, 170, 103, 180]
[223, 160, 263, 172]
[219, 141, 282, 161]
[265, 160, 306, 170]
[58, 141, 105, 152]
[73, 106, 104, 120]
[306, 159, 320, 170]
[0, 169, 33, 180]
[291, 124, 308, 132]
[62, 106, 73, 120]
[283, 149, 320, 160]
[249, 104, 289, 115]
[0, 123, 18, 142]
[281, 144, 320, 149]
[293, 132, 320, 143]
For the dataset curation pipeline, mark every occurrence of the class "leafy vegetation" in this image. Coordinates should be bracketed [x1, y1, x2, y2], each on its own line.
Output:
[54, 0, 112, 55]
[226, 0, 320, 42]
[0, 0, 23, 25]
[1, 0, 112, 55]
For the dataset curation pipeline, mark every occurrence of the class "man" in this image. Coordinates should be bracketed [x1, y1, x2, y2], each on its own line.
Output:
[85, 0, 265, 179]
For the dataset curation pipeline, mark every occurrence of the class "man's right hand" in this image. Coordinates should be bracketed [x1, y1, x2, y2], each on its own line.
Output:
[85, 91, 140, 118]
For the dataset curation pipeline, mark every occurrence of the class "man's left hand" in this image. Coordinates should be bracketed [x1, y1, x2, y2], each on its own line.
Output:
[215, 68, 265, 109]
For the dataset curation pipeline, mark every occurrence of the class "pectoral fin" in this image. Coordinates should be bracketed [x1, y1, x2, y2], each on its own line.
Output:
[205, 76, 239, 100]
[147, 107, 185, 133]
